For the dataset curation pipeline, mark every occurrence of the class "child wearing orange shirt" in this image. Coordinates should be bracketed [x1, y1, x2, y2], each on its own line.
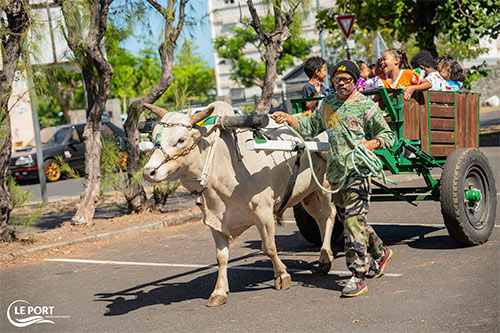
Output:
[373, 49, 431, 100]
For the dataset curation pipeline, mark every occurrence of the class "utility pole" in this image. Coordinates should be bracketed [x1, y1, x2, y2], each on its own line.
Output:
[26, 66, 47, 204]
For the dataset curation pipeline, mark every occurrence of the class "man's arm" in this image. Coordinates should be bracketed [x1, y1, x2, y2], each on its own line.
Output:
[364, 105, 395, 151]
[272, 100, 327, 138]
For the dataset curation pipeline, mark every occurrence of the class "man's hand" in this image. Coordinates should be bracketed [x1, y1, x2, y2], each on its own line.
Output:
[360, 139, 382, 152]
[271, 112, 297, 128]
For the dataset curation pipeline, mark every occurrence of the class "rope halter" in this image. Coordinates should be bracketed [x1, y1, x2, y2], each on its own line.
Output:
[151, 112, 220, 171]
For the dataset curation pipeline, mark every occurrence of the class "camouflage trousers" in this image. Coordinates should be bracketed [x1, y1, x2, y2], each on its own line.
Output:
[332, 176, 384, 277]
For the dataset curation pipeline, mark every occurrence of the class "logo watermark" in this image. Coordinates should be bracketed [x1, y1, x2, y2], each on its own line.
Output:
[7, 300, 69, 328]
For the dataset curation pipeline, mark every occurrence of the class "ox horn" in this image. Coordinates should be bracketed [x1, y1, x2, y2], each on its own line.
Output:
[144, 103, 168, 118]
[189, 104, 216, 125]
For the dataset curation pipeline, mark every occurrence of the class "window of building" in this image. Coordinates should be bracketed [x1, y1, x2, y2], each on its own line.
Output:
[230, 88, 246, 102]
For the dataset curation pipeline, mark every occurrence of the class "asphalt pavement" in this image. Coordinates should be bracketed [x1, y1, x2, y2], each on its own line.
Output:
[1, 201, 499, 331]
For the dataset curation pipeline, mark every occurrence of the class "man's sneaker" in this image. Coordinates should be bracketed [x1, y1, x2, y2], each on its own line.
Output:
[341, 275, 368, 297]
[366, 245, 393, 279]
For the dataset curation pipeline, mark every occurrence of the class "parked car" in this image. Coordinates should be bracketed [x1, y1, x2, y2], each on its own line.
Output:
[10, 122, 126, 183]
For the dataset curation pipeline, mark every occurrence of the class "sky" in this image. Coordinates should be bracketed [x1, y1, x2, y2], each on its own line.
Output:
[121, 1, 215, 68]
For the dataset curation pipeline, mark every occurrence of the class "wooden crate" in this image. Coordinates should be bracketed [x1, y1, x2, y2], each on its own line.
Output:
[402, 91, 479, 158]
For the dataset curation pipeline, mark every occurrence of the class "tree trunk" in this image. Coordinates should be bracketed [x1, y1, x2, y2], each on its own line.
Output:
[124, 0, 187, 214]
[71, 56, 114, 225]
[255, 46, 280, 114]
[59, 0, 115, 225]
[124, 47, 175, 213]
[0, 112, 15, 242]
[415, 0, 439, 57]
[246, 0, 294, 115]
[0, 0, 30, 242]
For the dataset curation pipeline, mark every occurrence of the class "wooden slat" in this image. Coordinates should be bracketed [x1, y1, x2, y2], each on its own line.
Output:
[431, 144, 454, 157]
[428, 91, 455, 104]
[429, 104, 455, 118]
[419, 100, 430, 154]
[402, 96, 420, 140]
[467, 94, 479, 148]
[430, 118, 454, 130]
[431, 130, 455, 143]
[455, 93, 465, 148]
[455, 93, 480, 149]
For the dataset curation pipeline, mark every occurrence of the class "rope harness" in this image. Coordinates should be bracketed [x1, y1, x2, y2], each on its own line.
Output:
[150, 113, 220, 179]
[278, 105, 392, 195]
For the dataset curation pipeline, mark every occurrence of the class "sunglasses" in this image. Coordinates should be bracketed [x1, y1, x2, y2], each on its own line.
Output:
[333, 77, 354, 84]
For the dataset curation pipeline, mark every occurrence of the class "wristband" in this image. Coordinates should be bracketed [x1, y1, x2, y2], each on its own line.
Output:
[375, 138, 383, 148]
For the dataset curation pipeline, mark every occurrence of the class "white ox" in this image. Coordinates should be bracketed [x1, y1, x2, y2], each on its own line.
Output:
[143, 101, 335, 307]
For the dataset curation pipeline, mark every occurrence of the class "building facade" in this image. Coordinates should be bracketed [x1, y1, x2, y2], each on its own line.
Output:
[208, 0, 333, 103]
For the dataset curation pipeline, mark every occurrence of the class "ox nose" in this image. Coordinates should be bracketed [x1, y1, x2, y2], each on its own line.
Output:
[143, 167, 156, 181]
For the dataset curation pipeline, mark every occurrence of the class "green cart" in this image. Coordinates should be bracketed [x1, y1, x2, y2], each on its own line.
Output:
[290, 88, 497, 246]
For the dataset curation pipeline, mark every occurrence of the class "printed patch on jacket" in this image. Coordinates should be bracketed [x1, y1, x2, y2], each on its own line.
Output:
[347, 118, 361, 132]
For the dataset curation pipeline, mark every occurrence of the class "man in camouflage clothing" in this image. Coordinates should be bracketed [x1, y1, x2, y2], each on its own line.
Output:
[272, 59, 395, 297]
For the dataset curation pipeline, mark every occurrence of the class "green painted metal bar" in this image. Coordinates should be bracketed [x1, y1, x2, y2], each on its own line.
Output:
[371, 194, 437, 202]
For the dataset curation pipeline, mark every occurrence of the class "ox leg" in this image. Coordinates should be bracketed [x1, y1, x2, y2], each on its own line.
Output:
[302, 192, 335, 275]
[255, 219, 291, 290]
[206, 229, 230, 307]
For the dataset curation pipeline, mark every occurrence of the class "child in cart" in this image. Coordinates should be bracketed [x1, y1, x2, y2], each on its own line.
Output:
[372, 49, 432, 100]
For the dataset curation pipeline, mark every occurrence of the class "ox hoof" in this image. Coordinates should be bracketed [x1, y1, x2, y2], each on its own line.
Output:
[274, 274, 292, 290]
[206, 294, 227, 307]
[317, 262, 332, 276]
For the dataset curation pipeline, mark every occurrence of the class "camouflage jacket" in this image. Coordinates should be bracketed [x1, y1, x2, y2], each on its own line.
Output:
[297, 92, 395, 184]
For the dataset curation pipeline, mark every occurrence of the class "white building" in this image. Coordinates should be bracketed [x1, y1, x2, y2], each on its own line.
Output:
[208, 0, 333, 102]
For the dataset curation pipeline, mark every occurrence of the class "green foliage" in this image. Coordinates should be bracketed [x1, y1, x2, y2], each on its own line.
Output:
[214, 15, 314, 88]
[36, 96, 66, 128]
[55, 155, 81, 180]
[463, 62, 492, 91]
[316, 0, 500, 60]
[99, 133, 127, 194]
[8, 173, 30, 208]
[106, 24, 161, 111]
[7, 173, 42, 230]
[162, 40, 215, 105]
[435, 0, 500, 48]
[152, 181, 181, 211]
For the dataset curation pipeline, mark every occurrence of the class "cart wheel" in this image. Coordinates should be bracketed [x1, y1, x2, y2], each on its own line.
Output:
[440, 148, 497, 246]
[293, 203, 343, 247]
[45, 159, 61, 182]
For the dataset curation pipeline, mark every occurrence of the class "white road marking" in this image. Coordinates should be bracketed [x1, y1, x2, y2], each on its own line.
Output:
[279, 220, 500, 228]
[45, 258, 403, 277]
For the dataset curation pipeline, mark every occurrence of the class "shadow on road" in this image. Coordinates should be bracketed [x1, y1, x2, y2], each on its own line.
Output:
[22, 204, 129, 233]
[241, 224, 461, 253]
[92, 223, 465, 315]
[479, 133, 500, 147]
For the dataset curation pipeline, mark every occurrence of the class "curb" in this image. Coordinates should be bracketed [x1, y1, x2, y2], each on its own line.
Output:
[1, 209, 203, 261]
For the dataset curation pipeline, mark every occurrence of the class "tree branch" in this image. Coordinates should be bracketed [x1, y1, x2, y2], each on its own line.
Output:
[284, 0, 302, 26]
[173, 0, 189, 42]
[246, 0, 266, 42]
[144, 0, 165, 14]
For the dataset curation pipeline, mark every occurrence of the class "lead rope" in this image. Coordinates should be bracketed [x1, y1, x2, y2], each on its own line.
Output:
[277, 116, 392, 194]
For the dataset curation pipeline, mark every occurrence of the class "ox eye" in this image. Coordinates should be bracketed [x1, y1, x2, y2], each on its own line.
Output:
[177, 138, 186, 145]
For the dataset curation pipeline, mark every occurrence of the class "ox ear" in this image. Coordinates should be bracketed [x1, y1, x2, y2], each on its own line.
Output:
[144, 103, 168, 118]
[189, 105, 215, 125]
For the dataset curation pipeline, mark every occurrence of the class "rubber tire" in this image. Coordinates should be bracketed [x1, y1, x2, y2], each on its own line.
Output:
[293, 203, 343, 247]
[44, 159, 62, 182]
[440, 148, 497, 246]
